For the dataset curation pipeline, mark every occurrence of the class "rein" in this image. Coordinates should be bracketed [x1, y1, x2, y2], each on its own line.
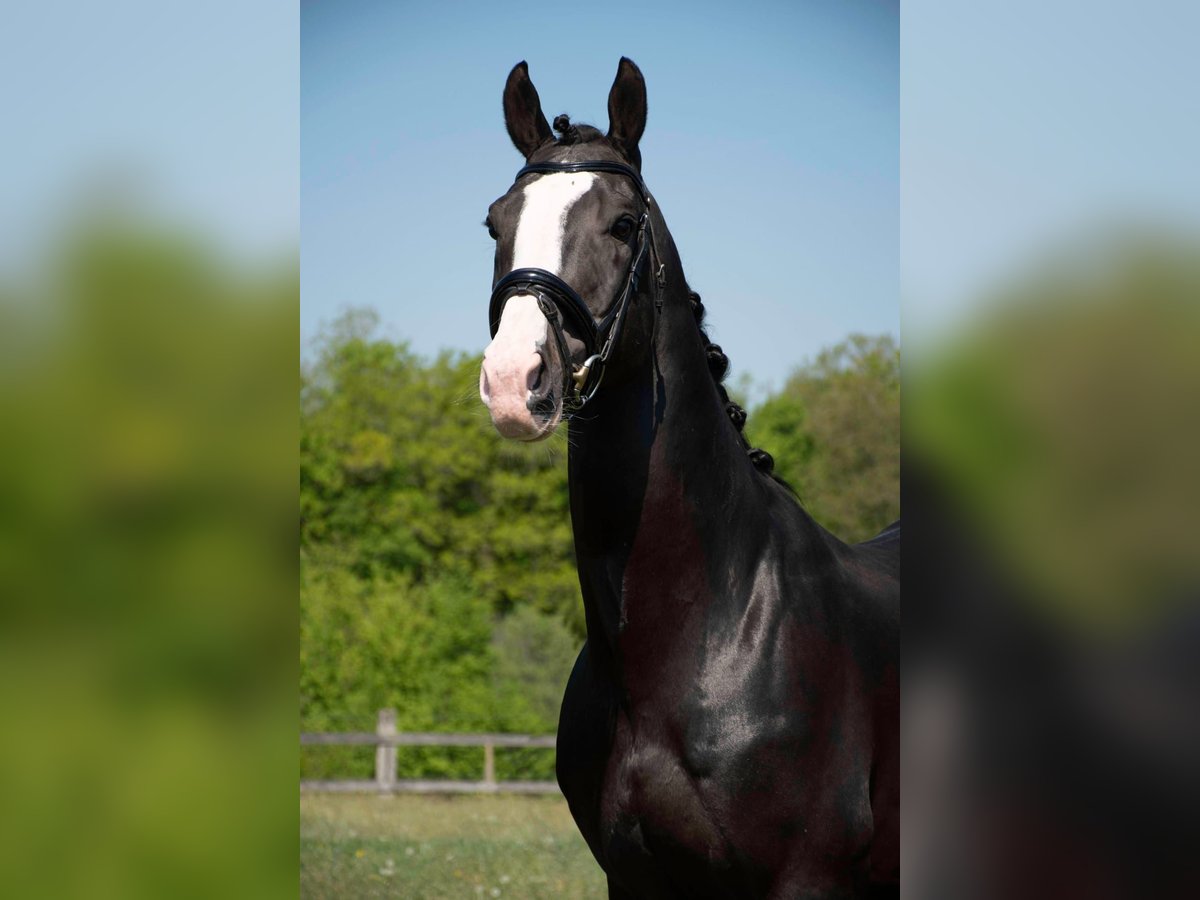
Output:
[488, 160, 666, 408]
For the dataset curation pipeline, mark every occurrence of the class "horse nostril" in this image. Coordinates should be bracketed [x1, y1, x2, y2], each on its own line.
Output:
[528, 357, 547, 395]
[479, 366, 492, 406]
[527, 356, 556, 420]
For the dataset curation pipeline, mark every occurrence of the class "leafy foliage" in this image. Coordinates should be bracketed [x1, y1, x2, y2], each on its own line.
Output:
[748, 334, 901, 543]
[301, 311, 579, 778]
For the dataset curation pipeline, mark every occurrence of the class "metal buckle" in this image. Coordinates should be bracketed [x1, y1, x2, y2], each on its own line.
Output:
[572, 354, 602, 393]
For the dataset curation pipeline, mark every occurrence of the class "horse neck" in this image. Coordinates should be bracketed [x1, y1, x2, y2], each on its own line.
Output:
[566, 280, 769, 669]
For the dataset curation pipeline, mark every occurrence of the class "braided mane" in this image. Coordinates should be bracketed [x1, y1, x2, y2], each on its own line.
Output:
[688, 290, 776, 475]
[551, 115, 775, 476]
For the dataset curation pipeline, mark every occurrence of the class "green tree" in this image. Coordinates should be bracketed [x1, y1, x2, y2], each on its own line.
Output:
[300, 310, 583, 778]
[748, 334, 900, 543]
[300, 569, 496, 778]
[300, 309, 579, 626]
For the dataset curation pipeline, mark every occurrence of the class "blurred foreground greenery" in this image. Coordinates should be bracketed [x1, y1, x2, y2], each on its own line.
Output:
[908, 233, 1200, 631]
[904, 232, 1200, 898]
[0, 216, 297, 899]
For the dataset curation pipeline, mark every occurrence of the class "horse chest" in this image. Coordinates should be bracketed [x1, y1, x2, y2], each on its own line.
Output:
[592, 631, 880, 890]
[597, 714, 745, 891]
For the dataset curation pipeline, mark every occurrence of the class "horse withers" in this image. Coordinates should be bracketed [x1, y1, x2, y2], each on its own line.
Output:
[479, 58, 899, 899]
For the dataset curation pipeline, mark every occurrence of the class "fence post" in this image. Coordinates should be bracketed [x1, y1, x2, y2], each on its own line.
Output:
[375, 708, 397, 789]
[483, 739, 496, 786]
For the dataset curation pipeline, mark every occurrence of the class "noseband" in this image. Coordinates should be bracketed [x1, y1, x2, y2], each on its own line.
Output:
[488, 160, 665, 408]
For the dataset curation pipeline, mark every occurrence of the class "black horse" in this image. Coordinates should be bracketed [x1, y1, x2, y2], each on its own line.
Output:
[479, 58, 898, 899]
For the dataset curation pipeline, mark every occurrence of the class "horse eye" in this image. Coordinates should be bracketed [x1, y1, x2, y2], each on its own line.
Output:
[484, 218, 499, 240]
[610, 216, 635, 242]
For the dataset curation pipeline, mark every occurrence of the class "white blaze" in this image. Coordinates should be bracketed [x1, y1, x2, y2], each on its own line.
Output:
[482, 173, 596, 436]
[512, 172, 595, 272]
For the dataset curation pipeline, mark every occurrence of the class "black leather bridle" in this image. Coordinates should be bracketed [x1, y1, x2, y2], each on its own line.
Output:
[488, 160, 665, 409]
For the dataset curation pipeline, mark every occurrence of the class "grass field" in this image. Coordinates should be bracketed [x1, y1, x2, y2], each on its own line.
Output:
[300, 793, 606, 899]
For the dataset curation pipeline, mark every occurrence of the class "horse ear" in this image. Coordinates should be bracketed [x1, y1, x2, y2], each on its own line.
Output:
[606, 57, 647, 170]
[503, 61, 553, 159]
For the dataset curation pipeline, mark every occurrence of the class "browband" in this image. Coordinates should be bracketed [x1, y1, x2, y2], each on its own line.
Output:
[515, 160, 649, 201]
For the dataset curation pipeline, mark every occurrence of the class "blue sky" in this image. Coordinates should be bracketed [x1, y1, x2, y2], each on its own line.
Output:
[0, 0, 298, 269]
[302, 0, 899, 394]
[903, 0, 1200, 344]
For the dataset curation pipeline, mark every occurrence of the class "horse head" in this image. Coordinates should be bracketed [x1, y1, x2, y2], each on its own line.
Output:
[479, 58, 660, 441]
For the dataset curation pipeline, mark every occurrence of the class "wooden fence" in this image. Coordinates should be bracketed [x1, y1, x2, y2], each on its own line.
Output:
[300, 709, 560, 794]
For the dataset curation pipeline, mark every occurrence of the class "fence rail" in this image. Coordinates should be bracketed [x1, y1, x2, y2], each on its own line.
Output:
[300, 709, 560, 795]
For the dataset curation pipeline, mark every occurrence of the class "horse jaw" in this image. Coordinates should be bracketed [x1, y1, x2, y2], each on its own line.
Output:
[480, 294, 563, 441]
